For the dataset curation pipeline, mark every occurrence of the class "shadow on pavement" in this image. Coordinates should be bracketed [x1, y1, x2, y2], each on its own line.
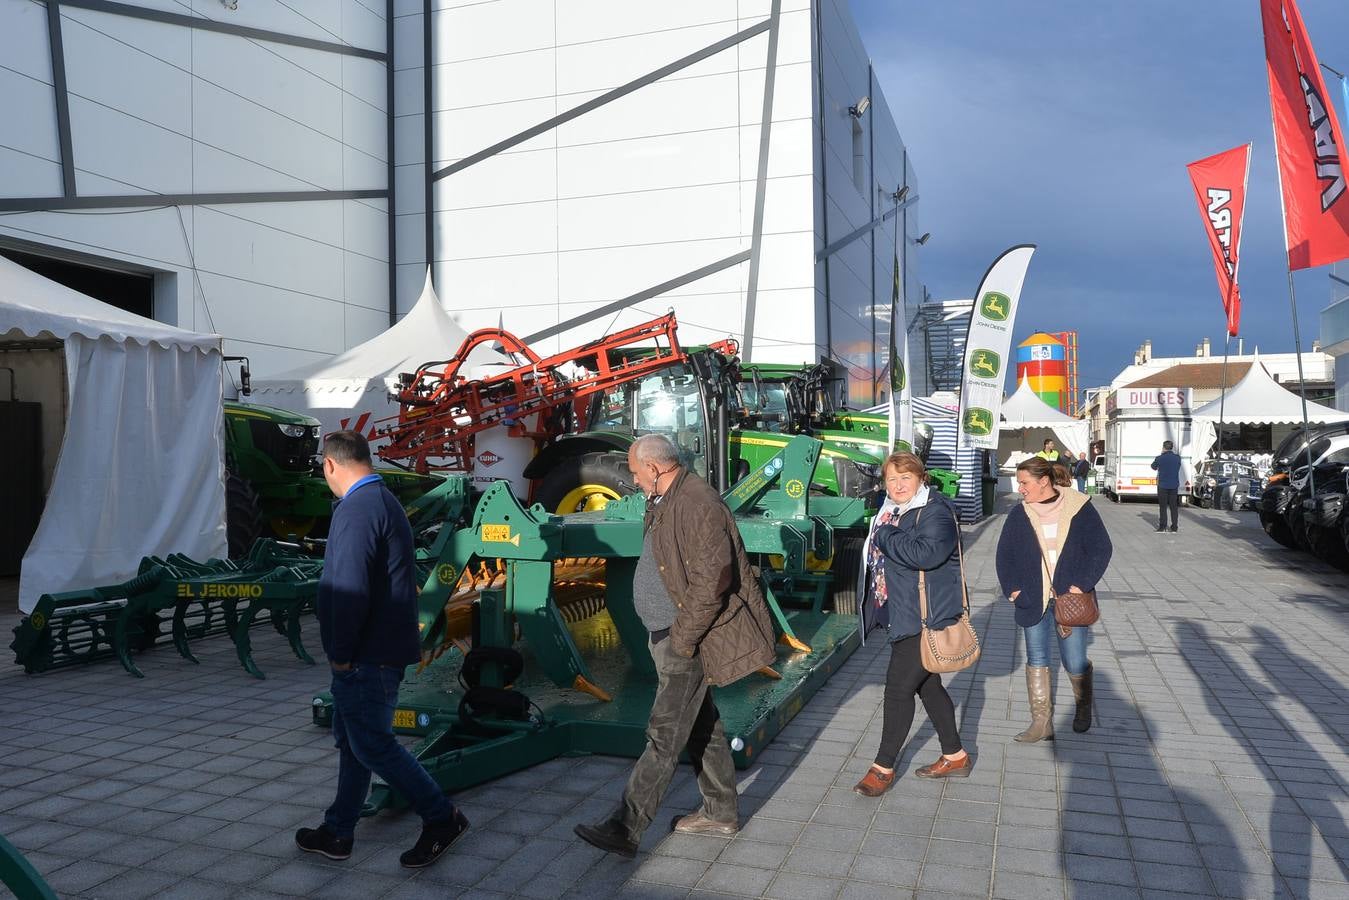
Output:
[1058, 674, 1239, 898]
[1177, 621, 1349, 897]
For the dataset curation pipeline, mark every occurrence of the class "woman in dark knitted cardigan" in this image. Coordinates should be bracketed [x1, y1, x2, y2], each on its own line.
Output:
[995, 456, 1112, 739]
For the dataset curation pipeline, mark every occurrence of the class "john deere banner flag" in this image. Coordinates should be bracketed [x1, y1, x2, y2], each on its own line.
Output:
[957, 245, 1037, 452]
[887, 255, 913, 453]
[1261, 0, 1349, 270]
[1186, 144, 1251, 337]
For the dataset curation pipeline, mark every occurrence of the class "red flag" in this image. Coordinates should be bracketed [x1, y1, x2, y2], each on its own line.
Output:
[1261, 0, 1349, 269]
[1186, 145, 1251, 336]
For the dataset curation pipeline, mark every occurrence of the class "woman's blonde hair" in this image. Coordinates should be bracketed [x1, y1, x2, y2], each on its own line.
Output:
[882, 451, 927, 483]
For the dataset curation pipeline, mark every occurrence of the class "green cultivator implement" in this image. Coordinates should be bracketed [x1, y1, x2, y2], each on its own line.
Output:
[0, 833, 56, 900]
[310, 435, 868, 811]
[11, 540, 322, 679]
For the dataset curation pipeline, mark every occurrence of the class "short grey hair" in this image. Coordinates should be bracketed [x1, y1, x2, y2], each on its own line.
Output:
[631, 433, 682, 467]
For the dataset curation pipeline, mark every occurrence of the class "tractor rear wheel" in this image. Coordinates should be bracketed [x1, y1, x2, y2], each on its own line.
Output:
[829, 536, 865, 616]
[226, 472, 264, 559]
[535, 452, 633, 514]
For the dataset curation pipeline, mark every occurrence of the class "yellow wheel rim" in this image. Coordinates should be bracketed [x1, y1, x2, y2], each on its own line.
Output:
[555, 484, 623, 514]
[269, 517, 316, 539]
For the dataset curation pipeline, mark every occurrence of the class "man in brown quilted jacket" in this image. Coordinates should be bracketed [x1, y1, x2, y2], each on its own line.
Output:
[574, 434, 777, 857]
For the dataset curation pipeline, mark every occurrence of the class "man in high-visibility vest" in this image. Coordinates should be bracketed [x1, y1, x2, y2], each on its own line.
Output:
[1034, 439, 1060, 462]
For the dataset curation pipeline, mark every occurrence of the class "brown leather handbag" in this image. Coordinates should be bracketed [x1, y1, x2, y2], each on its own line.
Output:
[1037, 546, 1099, 628]
[916, 517, 981, 674]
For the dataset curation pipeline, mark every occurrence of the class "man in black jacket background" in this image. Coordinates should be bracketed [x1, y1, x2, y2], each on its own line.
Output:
[294, 431, 468, 868]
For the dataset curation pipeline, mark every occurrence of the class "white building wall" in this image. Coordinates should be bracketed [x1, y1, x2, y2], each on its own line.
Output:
[0, 0, 393, 376]
[424, 0, 919, 392]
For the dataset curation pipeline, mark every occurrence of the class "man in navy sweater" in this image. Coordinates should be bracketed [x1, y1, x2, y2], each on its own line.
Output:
[1151, 440, 1183, 533]
[295, 431, 468, 868]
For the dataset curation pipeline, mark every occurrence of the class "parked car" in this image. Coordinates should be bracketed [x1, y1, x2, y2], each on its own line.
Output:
[1192, 457, 1262, 510]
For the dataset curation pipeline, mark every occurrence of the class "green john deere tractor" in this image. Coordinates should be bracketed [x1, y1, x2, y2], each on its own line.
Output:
[223, 402, 439, 557]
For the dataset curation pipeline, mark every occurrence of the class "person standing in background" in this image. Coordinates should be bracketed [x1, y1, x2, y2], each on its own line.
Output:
[1152, 440, 1182, 533]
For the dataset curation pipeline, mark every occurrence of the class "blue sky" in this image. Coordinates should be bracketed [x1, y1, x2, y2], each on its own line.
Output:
[853, 0, 1349, 390]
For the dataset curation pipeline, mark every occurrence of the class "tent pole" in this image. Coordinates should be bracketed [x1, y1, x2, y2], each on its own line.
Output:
[1216, 333, 1230, 458]
[1284, 268, 1315, 497]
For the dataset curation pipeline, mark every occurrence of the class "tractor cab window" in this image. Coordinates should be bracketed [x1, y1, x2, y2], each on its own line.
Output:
[585, 366, 708, 477]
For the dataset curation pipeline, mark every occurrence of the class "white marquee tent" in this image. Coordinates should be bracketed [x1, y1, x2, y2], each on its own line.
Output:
[997, 376, 1090, 465]
[0, 254, 225, 613]
[1189, 354, 1349, 466]
[250, 272, 507, 445]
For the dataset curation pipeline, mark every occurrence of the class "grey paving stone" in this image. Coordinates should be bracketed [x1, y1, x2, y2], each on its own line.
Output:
[918, 861, 992, 896]
[781, 845, 856, 878]
[764, 871, 839, 900]
[631, 854, 710, 888]
[993, 868, 1065, 900]
[82, 866, 183, 899]
[1134, 861, 1213, 894]
[716, 838, 790, 869]
[44, 858, 127, 894]
[1064, 852, 1137, 887]
[696, 861, 776, 895]
[1129, 837, 1203, 867]
[995, 845, 1062, 877]
[848, 853, 921, 887]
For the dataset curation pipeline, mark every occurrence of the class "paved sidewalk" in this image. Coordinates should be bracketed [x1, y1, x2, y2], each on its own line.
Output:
[1, 498, 1347, 899]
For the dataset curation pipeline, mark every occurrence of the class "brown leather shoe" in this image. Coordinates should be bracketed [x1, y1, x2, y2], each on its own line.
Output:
[915, 754, 972, 779]
[671, 810, 738, 836]
[852, 765, 896, 797]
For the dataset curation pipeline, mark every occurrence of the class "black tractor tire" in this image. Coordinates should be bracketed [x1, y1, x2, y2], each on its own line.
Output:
[829, 536, 865, 617]
[226, 472, 265, 559]
[1309, 525, 1349, 569]
[534, 452, 634, 514]
[1260, 509, 1298, 549]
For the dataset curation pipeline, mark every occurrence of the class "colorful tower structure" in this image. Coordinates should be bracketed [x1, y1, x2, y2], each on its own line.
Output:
[1053, 330, 1080, 414]
[1016, 332, 1069, 412]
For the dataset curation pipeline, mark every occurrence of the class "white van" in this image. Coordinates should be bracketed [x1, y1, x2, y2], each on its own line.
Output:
[1103, 388, 1195, 503]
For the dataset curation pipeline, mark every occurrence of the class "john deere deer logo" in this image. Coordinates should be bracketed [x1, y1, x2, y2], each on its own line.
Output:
[979, 291, 1010, 322]
[962, 407, 993, 436]
[969, 350, 1001, 380]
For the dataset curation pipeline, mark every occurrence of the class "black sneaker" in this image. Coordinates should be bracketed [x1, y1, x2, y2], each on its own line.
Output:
[400, 808, 469, 868]
[1169, 526, 1177, 533]
[1155, 526, 1165, 533]
[295, 825, 352, 861]
[574, 820, 638, 858]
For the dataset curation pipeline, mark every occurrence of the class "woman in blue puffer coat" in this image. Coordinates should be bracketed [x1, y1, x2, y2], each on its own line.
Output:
[853, 452, 970, 797]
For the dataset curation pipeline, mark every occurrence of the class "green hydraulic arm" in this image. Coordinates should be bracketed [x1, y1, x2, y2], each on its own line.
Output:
[0, 833, 56, 900]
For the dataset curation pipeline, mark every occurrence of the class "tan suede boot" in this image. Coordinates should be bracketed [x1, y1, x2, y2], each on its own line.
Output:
[1014, 666, 1054, 742]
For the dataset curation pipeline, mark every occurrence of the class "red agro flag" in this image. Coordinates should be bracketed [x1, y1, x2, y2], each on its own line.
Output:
[1186, 145, 1251, 336]
[1260, 0, 1349, 270]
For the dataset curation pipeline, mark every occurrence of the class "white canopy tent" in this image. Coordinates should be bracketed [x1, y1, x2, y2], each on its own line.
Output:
[996, 376, 1090, 466]
[0, 254, 225, 613]
[1189, 354, 1349, 468]
[251, 272, 507, 442]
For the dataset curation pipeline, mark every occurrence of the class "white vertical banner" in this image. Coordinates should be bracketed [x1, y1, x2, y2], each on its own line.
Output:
[957, 245, 1037, 452]
[887, 254, 913, 452]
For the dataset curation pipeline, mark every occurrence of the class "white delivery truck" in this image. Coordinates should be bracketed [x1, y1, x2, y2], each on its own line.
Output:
[1103, 387, 1196, 502]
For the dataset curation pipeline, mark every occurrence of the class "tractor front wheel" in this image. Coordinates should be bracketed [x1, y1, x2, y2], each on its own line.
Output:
[535, 452, 633, 514]
[226, 472, 264, 558]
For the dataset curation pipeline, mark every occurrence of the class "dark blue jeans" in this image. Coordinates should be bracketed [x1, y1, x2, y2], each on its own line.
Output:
[324, 663, 456, 839]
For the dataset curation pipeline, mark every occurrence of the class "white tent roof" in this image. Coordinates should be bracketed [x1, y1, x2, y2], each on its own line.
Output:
[1190, 353, 1349, 423]
[0, 254, 218, 352]
[254, 271, 503, 390]
[1000, 377, 1082, 426]
[997, 377, 1090, 459]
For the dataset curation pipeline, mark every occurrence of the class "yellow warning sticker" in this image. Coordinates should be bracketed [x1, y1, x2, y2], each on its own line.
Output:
[392, 709, 416, 729]
[481, 524, 512, 543]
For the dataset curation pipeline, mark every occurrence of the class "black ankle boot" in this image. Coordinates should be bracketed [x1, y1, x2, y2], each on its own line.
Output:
[1069, 663, 1094, 733]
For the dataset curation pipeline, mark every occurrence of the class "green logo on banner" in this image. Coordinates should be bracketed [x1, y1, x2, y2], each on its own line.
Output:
[969, 349, 1001, 380]
[890, 354, 906, 393]
[963, 407, 994, 436]
[979, 291, 1011, 322]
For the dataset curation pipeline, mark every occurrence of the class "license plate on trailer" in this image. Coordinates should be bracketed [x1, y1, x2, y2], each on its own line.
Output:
[1131, 478, 1156, 486]
[393, 709, 416, 729]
